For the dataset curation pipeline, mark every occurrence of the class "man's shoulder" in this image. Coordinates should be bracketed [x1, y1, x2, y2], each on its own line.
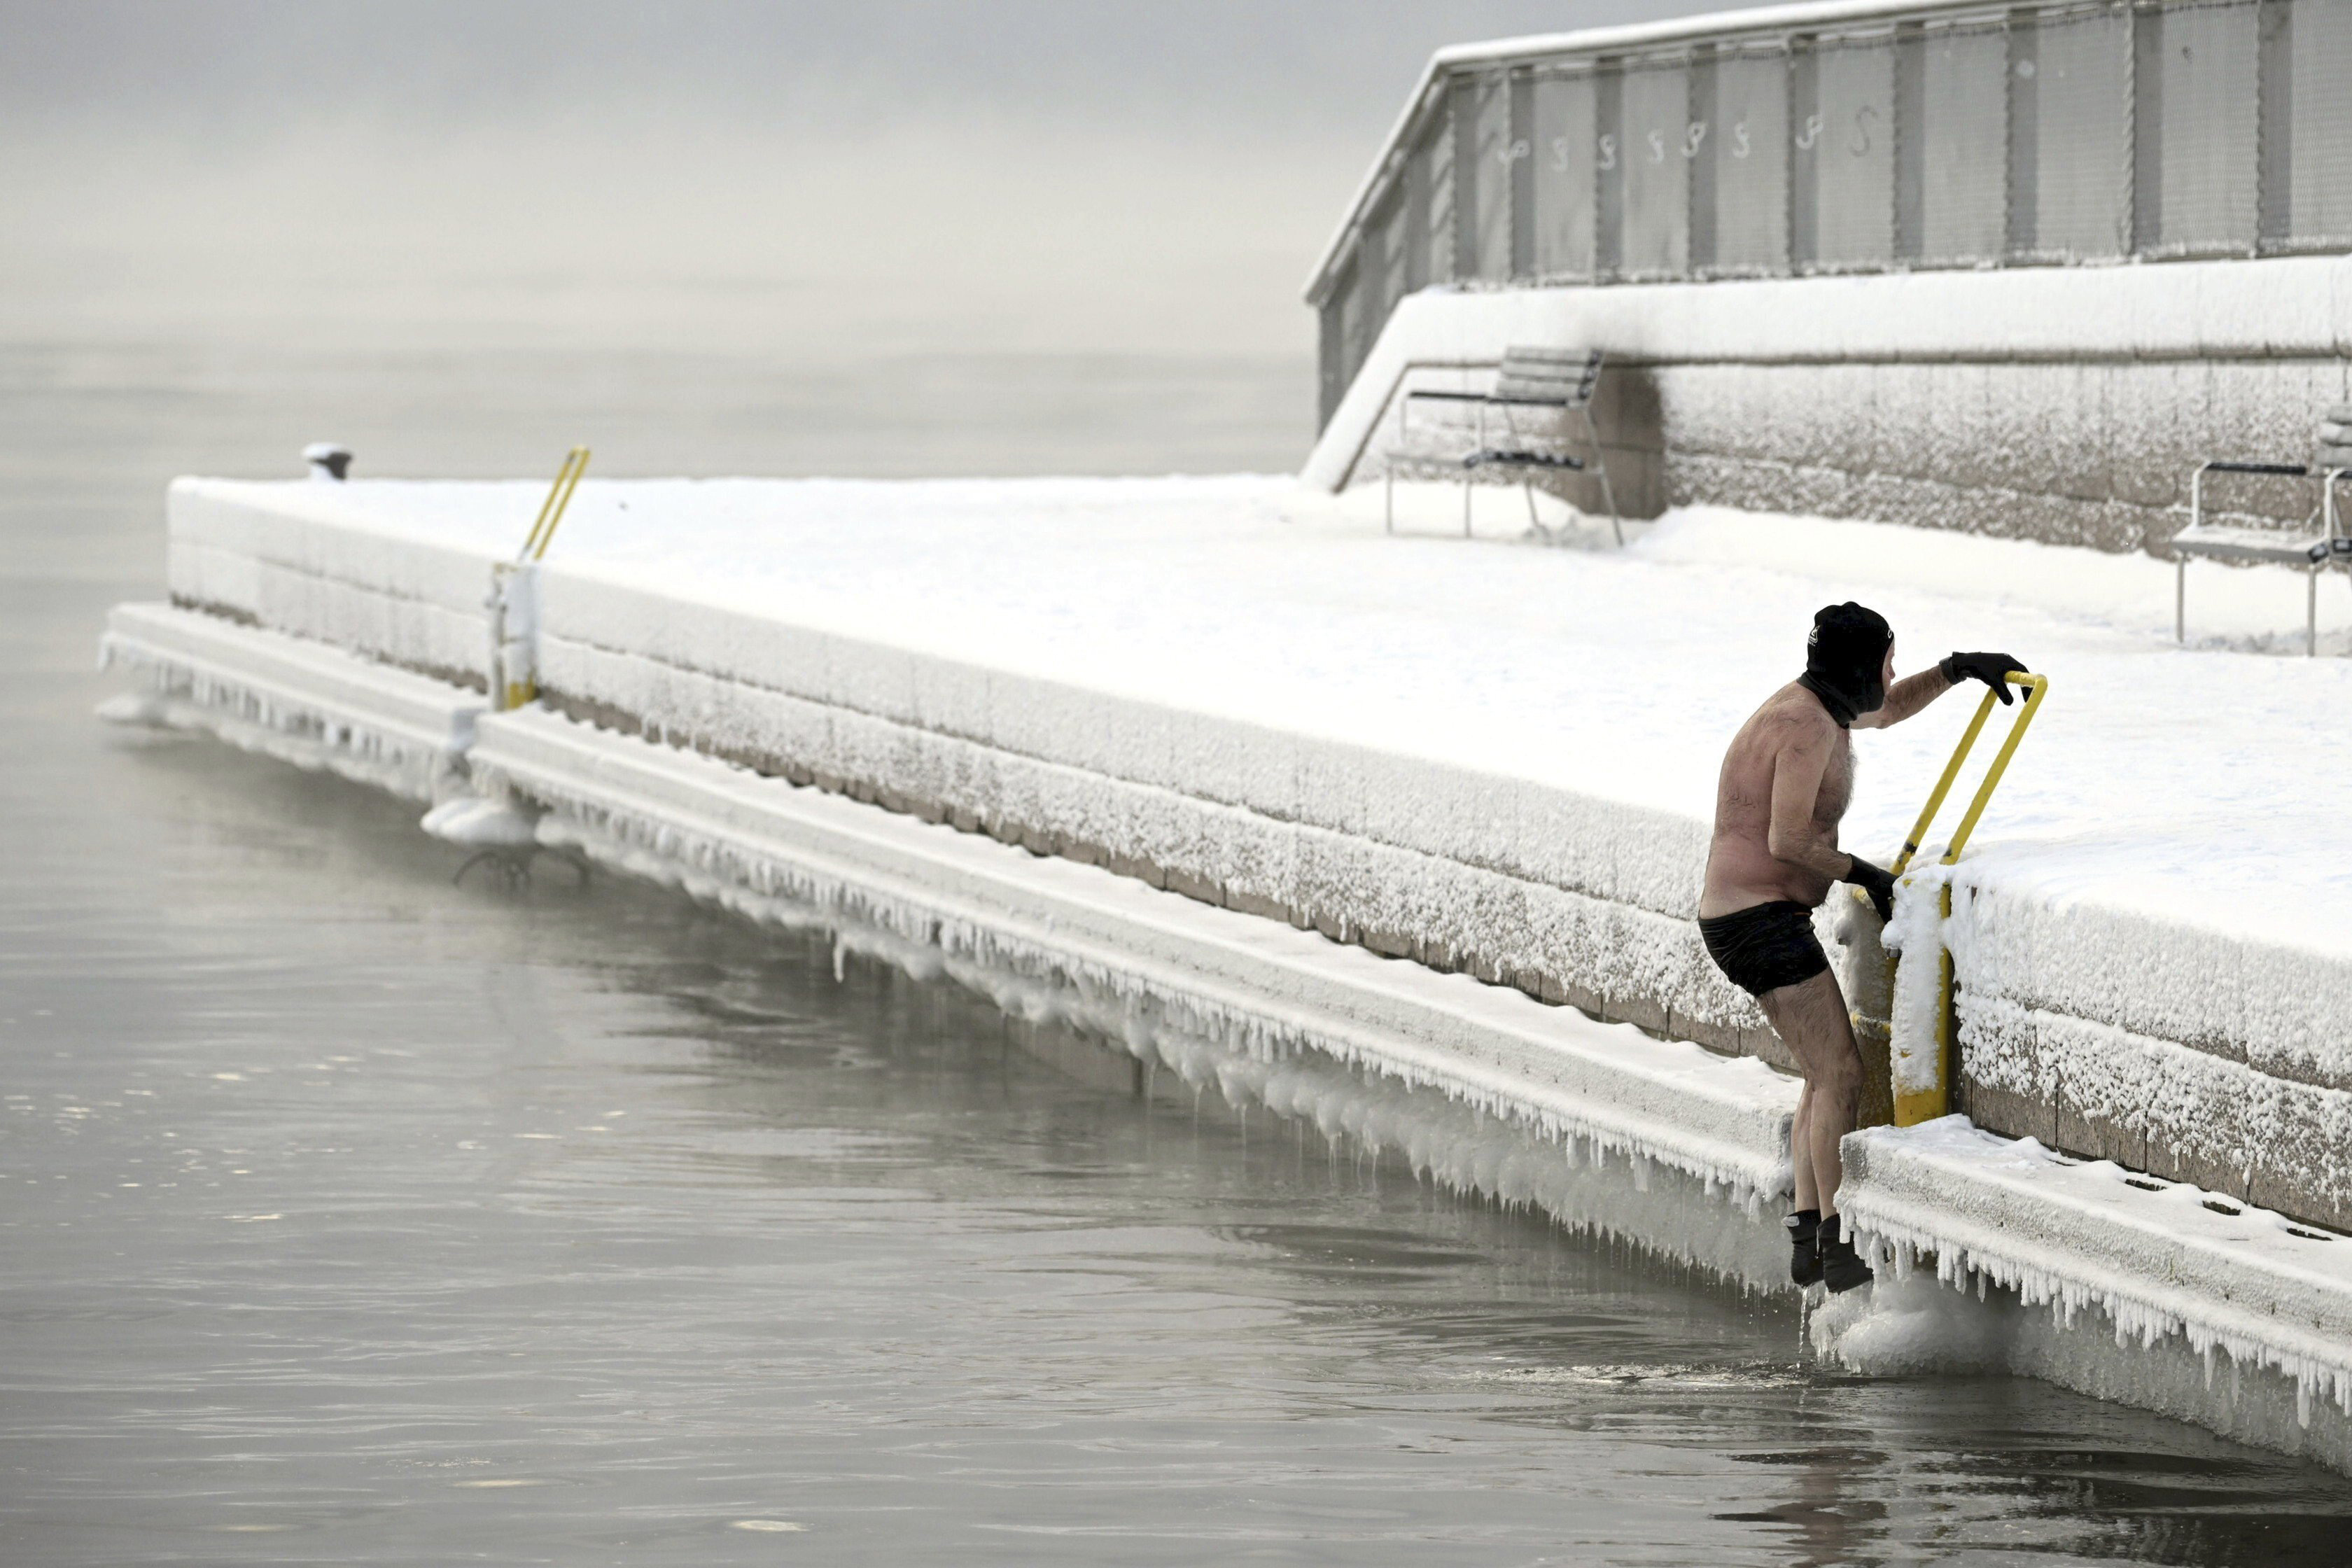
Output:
[1754, 684, 1836, 745]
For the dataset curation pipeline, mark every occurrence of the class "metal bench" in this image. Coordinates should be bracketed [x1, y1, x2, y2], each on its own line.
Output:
[2171, 461, 2352, 655]
[1385, 346, 1621, 545]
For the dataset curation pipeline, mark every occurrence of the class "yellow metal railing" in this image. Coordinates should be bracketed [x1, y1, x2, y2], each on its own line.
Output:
[490, 447, 590, 711]
[1877, 671, 2049, 1125]
[519, 445, 589, 562]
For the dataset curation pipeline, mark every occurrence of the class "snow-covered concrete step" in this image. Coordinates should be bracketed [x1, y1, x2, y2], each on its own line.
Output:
[469, 704, 1798, 1203]
[1841, 1117, 2352, 1423]
[99, 601, 483, 799]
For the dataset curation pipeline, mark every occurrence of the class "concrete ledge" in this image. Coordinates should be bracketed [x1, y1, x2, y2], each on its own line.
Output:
[100, 601, 482, 797]
[1841, 1117, 2352, 1466]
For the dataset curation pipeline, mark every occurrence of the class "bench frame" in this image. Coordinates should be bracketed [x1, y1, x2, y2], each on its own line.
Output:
[1384, 348, 1621, 545]
[2172, 461, 2352, 656]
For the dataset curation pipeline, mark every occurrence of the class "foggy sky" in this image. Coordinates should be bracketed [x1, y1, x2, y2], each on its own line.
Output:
[3, 1, 1769, 362]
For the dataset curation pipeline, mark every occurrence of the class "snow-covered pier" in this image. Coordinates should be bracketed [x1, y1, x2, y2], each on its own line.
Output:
[103, 472, 2352, 1469]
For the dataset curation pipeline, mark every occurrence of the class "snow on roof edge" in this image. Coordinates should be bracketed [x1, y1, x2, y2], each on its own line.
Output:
[1303, 0, 2019, 301]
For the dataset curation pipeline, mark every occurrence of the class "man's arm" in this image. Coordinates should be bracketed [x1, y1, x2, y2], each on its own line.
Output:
[1764, 724, 1853, 881]
[1861, 651, 2031, 729]
[1851, 666, 1952, 729]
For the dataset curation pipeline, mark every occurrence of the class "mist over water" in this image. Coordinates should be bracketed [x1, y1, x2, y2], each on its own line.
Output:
[8, 1, 2352, 1560]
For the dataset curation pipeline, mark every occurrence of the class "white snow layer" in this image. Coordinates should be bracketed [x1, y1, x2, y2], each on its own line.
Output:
[148, 474, 2352, 1236]
[1878, 864, 1953, 1103]
[1301, 255, 2352, 489]
[158, 475, 2352, 1069]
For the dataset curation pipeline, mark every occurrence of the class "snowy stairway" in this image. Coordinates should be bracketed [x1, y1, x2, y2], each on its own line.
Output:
[1841, 1117, 2352, 1423]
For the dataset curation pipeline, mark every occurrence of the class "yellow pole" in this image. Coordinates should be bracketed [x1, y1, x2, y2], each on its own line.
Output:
[1890, 687, 1998, 875]
[519, 446, 590, 562]
[494, 447, 591, 711]
[1938, 672, 2048, 867]
[1890, 671, 2050, 1126]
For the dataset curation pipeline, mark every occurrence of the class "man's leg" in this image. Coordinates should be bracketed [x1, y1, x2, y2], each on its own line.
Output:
[1758, 968, 1864, 1215]
[1788, 1081, 1819, 1214]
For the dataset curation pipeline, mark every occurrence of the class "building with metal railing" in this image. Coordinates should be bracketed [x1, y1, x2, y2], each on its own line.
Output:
[1304, 0, 2352, 550]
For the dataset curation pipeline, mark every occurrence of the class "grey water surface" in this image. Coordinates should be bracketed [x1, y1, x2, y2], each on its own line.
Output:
[5, 341, 2352, 1566]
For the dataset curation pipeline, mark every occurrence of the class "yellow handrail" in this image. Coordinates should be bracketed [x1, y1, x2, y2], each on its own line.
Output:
[1886, 672, 2046, 875]
[1885, 670, 2048, 1126]
[1938, 671, 2047, 865]
[519, 446, 590, 562]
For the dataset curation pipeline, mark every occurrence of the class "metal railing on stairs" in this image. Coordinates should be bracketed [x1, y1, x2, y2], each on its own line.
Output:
[1308, 0, 2352, 430]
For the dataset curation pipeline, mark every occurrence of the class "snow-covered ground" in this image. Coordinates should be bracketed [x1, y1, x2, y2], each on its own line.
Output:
[171, 469, 2352, 953]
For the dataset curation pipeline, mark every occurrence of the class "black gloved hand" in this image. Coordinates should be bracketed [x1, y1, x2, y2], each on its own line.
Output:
[1940, 651, 2029, 704]
[1844, 855, 1896, 923]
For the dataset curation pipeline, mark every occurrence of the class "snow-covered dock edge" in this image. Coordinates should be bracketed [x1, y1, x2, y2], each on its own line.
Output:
[99, 597, 2352, 1473]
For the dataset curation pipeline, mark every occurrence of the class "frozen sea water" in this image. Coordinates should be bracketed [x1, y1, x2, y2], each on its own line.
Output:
[8, 339, 2352, 1563]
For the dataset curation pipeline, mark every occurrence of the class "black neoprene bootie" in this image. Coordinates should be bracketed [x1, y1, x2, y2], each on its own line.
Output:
[1818, 1214, 1875, 1294]
[1785, 1209, 1822, 1287]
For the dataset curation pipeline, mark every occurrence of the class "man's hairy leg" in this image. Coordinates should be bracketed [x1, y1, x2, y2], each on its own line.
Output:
[1788, 1082, 1819, 1213]
[1758, 969, 1864, 1216]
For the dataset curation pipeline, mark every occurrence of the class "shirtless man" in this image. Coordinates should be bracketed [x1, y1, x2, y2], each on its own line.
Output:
[1699, 603, 2024, 1292]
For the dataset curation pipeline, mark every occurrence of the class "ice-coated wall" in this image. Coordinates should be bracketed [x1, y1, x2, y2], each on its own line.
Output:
[155, 479, 2352, 1230]
[164, 478, 503, 689]
[1312, 258, 2352, 552]
[529, 577, 1786, 1060]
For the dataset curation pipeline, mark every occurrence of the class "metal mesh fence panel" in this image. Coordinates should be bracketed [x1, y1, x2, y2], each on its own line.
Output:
[1420, 111, 1457, 286]
[2286, 0, 2352, 246]
[1376, 191, 1411, 314]
[2028, 4, 2132, 259]
[1461, 74, 1515, 279]
[1914, 20, 2009, 263]
[1810, 34, 1897, 267]
[1706, 43, 1789, 274]
[1530, 69, 1600, 277]
[2149, 0, 2259, 254]
[1618, 55, 1693, 278]
[1317, 272, 1349, 427]
[1338, 254, 1369, 394]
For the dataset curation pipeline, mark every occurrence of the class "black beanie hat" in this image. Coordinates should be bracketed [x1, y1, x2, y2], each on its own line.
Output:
[1800, 602, 1892, 727]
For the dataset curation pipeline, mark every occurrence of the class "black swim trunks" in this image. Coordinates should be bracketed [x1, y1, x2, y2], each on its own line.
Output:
[1698, 899, 1829, 996]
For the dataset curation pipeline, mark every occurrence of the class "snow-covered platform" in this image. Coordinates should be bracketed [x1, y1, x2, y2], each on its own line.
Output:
[103, 471, 2352, 1469]
[139, 472, 2352, 1219]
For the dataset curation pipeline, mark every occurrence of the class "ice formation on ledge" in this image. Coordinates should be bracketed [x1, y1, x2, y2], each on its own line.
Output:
[1833, 1116, 2352, 1466]
[500, 741, 1794, 1210]
[420, 793, 539, 847]
[538, 801, 1791, 1291]
[1877, 861, 1954, 1106]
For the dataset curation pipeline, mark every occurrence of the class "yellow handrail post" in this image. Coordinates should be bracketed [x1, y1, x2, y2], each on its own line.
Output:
[1889, 689, 1998, 876]
[1937, 672, 2048, 867]
[1887, 671, 2049, 1126]
[519, 445, 589, 563]
[490, 447, 590, 711]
